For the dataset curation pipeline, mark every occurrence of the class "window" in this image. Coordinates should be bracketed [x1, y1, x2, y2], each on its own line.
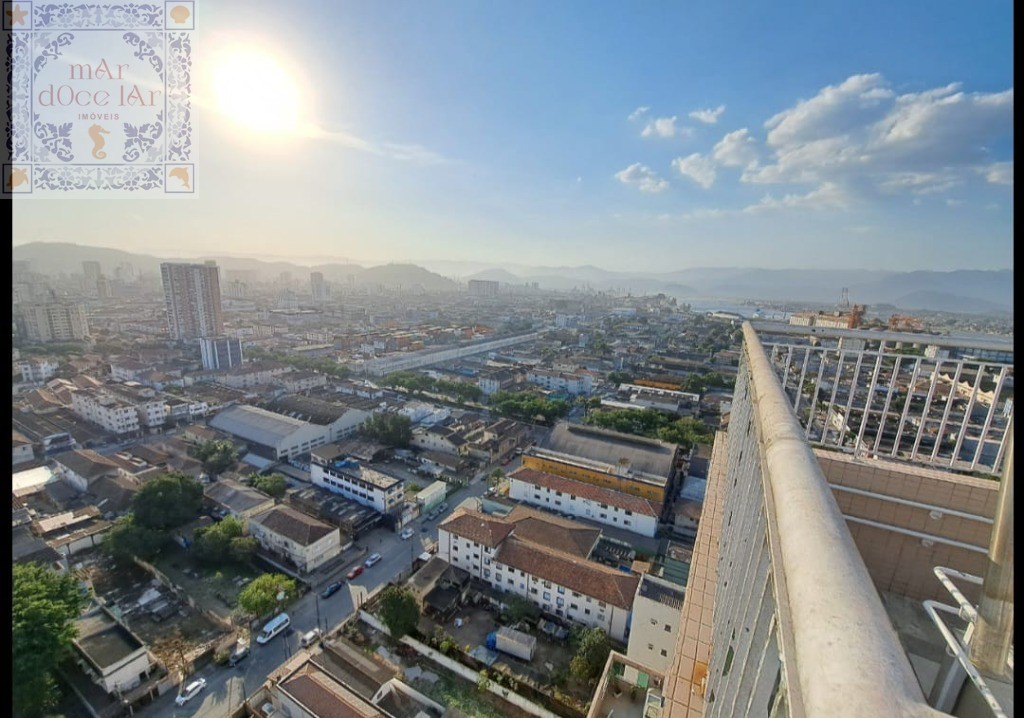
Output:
[484, 558, 491, 566]
[664, 624, 672, 632]
[584, 608, 591, 615]
[599, 601, 606, 608]
[531, 588, 538, 595]
[661, 649, 668, 657]
[543, 592, 551, 601]
[543, 580, 551, 588]
[508, 578, 514, 586]
[650, 618, 657, 625]
[572, 592, 580, 598]
[648, 643, 654, 650]
[570, 603, 578, 610]
[484, 569, 490, 579]
[557, 586, 565, 594]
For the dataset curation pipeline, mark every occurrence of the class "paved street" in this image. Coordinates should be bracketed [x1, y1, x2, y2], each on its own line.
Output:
[143, 476, 494, 718]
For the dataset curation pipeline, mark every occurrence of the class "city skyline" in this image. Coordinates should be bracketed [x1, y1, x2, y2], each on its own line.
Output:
[11, 0, 1014, 273]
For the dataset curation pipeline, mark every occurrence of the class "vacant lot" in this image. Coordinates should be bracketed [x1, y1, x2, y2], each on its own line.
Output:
[153, 543, 262, 620]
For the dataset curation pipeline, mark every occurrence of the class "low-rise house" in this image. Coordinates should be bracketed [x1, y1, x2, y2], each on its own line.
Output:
[32, 505, 111, 555]
[625, 574, 685, 672]
[508, 467, 662, 537]
[438, 506, 639, 642]
[13, 429, 35, 465]
[249, 505, 342, 573]
[204, 477, 276, 525]
[71, 602, 157, 696]
[53, 449, 122, 493]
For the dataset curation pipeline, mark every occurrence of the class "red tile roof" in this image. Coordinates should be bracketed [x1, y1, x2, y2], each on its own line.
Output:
[510, 468, 663, 518]
[496, 536, 640, 610]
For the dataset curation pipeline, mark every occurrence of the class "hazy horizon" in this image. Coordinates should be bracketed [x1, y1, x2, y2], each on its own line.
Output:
[11, 1, 1014, 273]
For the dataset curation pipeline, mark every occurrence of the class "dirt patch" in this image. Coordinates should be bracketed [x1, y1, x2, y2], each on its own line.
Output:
[153, 543, 262, 619]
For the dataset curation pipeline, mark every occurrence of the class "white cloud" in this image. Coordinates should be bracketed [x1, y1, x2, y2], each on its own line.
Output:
[681, 208, 729, 220]
[641, 116, 692, 139]
[744, 74, 1012, 197]
[614, 163, 669, 193]
[743, 182, 849, 213]
[672, 153, 717, 188]
[982, 161, 1013, 185]
[305, 124, 450, 164]
[628, 106, 650, 121]
[712, 128, 759, 168]
[689, 105, 726, 124]
[945, 198, 965, 207]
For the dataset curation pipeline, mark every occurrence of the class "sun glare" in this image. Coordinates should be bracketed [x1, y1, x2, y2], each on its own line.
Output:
[210, 47, 304, 134]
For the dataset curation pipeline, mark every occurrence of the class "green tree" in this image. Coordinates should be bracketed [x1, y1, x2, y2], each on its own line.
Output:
[377, 585, 420, 639]
[102, 515, 169, 562]
[13, 563, 88, 718]
[238, 573, 298, 619]
[131, 473, 204, 530]
[250, 473, 288, 498]
[362, 413, 413, 448]
[607, 371, 633, 386]
[569, 627, 611, 683]
[477, 669, 491, 693]
[194, 440, 238, 475]
[192, 516, 252, 565]
[502, 593, 540, 623]
[229, 536, 258, 563]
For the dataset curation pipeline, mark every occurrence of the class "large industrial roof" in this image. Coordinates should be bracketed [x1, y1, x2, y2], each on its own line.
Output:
[541, 421, 678, 479]
[210, 405, 309, 447]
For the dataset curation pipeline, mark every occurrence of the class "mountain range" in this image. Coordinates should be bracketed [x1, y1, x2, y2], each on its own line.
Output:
[12, 242, 1013, 314]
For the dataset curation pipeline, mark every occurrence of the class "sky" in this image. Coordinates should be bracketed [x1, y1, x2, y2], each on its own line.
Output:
[11, 0, 1014, 273]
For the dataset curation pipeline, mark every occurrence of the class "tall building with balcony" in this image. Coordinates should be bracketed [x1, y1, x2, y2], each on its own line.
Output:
[586, 323, 1013, 718]
[199, 336, 244, 370]
[160, 262, 224, 341]
[21, 301, 90, 342]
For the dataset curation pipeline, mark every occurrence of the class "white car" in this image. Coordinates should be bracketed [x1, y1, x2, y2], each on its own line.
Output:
[175, 678, 207, 706]
[364, 552, 382, 568]
[400, 528, 414, 540]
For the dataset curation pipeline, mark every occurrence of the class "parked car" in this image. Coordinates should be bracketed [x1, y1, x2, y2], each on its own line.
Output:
[400, 528, 415, 540]
[321, 581, 343, 598]
[364, 553, 382, 568]
[228, 642, 249, 667]
[347, 565, 364, 580]
[300, 628, 321, 648]
[175, 678, 207, 705]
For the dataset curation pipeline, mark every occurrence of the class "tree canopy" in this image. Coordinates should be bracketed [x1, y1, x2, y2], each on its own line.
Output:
[490, 391, 570, 425]
[13, 563, 87, 718]
[362, 413, 413, 448]
[584, 409, 713, 451]
[193, 440, 238, 475]
[238, 573, 298, 619]
[131, 473, 204, 530]
[250, 473, 288, 498]
[192, 516, 256, 565]
[102, 515, 169, 562]
[245, 346, 351, 379]
[569, 627, 611, 683]
[377, 585, 420, 639]
[382, 372, 483, 403]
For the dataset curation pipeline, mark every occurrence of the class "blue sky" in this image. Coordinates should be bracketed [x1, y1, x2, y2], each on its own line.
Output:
[13, 0, 1014, 272]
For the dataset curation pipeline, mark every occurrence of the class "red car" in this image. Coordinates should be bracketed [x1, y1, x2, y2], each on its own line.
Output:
[346, 565, 364, 580]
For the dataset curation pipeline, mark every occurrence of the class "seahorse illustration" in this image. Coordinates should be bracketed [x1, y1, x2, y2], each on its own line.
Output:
[89, 124, 110, 159]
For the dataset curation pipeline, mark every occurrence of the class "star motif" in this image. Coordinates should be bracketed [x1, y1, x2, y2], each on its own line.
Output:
[6, 3, 28, 26]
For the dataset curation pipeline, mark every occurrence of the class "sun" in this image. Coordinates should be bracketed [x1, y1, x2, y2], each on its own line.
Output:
[210, 47, 304, 134]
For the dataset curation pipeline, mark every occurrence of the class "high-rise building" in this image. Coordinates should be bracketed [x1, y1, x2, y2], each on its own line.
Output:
[468, 279, 500, 296]
[96, 274, 113, 299]
[584, 323, 1014, 718]
[310, 271, 330, 302]
[160, 262, 224, 341]
[82, 261, 101, 282]
[21, 301, 90, 342]
[199, 336, 244, 370]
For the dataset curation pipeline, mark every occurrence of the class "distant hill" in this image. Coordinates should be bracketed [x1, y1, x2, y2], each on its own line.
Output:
[466, 268, 523, 283]
[356, 263, 456, 291]
[12, 242, 1012, 313]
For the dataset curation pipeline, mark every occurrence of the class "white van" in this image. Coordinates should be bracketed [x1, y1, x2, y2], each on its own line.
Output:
[256, 613, 290, 644]
[300, 628, 321, 648]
